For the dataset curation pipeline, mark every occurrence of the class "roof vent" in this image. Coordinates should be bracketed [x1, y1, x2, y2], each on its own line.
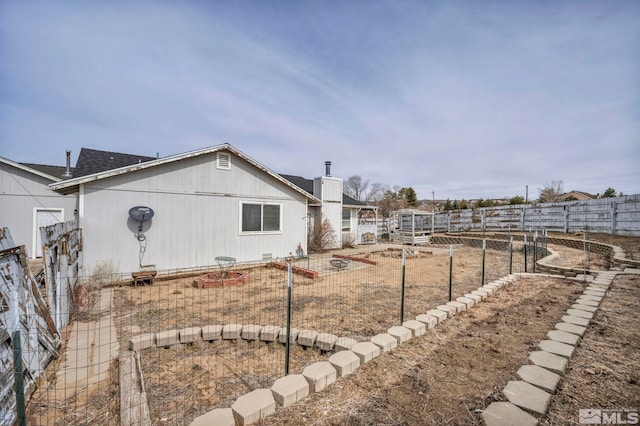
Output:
[217, 152, 231, 170]
[325, 161, 331, 177]
[63, 150, 72, 178]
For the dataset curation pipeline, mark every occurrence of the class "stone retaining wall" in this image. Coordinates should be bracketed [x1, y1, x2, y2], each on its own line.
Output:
[448, 232, 640, 270]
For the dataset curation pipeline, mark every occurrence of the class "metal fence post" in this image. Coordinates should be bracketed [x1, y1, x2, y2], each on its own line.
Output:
[524, 234, 528, 273]
[11, 289, 26, 426]
[583, 233, 587, 279]
[481, 239, 486, 287]
[509, 236, 513, 275]
[285, 262, 292, 375]
[533, 231, 538, 273]
[448, 245, 453, 302]
[400, 248, 406, 325]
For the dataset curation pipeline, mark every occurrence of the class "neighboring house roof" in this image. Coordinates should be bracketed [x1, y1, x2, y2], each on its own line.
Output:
[49, 144, 322, 204]
[279, 174, 372, 208]
[73, 148, 156, 178]
[561, 191, 596, 201]
[0, 156, 62, 182]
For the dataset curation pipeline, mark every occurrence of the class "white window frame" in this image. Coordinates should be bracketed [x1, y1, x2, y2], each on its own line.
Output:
[217, 152, 231, 170]
[342, 208, 351, 232]
[239, 201, 283, 235]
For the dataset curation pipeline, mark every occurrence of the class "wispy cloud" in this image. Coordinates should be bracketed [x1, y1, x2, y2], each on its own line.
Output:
[1, 0, 638, 199]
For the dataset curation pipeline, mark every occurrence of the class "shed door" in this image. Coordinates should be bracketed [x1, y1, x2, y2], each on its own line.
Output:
[34, 209, 63, 258]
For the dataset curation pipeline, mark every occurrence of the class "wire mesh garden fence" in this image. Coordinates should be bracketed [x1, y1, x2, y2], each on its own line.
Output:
[17, 238, 539, 425]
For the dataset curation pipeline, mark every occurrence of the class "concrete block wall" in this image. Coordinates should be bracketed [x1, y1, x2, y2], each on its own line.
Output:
[444, 232, 639, 270]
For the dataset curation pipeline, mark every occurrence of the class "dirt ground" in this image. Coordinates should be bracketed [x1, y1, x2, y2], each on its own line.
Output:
[541, 274, 640, 425]
[125, 241, 611, 424]
[25, 234, 637, 425]
[258, 276, 586, 425]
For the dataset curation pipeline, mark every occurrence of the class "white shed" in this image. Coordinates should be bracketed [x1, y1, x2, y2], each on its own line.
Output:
[50, 144, 320, 275]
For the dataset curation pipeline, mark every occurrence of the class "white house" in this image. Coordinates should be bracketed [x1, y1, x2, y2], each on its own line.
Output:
[50, 144, 322, 275]
[0, 155, 77, 258]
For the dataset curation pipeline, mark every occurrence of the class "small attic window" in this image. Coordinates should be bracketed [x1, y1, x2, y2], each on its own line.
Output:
[217, 152, 231, 170]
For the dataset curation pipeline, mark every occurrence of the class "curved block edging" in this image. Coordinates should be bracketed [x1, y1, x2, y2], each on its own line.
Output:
[450, 232, 640, 270]
[185, 273, 523, 425]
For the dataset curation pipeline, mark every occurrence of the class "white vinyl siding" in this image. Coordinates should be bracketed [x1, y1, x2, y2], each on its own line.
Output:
[241, 202, 282, 233]
[77, 151, 309, 273]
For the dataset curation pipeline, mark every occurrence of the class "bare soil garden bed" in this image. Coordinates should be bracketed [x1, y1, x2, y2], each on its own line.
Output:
[116, 242, 610, 424]
[26, 235, 634, 425]
[258, 276, 585, 425]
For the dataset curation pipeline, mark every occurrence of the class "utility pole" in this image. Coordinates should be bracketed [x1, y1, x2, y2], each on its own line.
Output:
[432, 191, 435, 212]
[525, 185, 528, 203]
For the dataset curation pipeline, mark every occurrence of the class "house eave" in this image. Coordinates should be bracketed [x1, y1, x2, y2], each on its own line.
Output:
[344, 204, 377, 210]
[0, 156, 61, 182]
[48, 143, 322, 204]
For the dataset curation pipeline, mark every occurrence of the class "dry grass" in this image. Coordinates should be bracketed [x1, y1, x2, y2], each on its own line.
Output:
[26, 238, 621, 425]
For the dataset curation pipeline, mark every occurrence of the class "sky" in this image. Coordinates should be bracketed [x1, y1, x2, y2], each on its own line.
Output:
[1, 0, 639, 201]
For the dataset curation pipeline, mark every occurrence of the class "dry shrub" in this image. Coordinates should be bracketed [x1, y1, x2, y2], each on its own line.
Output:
[308, 217, 337, 253]
[72, 260, 117, 321]
[342, 232, 356, 249]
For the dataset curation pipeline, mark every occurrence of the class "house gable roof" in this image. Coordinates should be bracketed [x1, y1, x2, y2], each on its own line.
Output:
[73, 148, 156, 178]
[561, 190, 596, 201]
[49, 144, 321, 203]
[0, 156, 62, 181]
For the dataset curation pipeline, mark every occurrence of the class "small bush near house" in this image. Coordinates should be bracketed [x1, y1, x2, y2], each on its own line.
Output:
[342, 232, 356, 249]
[72, 260, 117, 321]
[308, 217, 337, 252]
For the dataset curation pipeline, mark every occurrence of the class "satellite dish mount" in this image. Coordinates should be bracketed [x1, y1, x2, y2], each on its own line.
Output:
[129, 206, 155, 240]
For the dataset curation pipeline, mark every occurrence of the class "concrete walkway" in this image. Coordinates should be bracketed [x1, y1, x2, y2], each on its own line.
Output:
[52, 287, 119, 400]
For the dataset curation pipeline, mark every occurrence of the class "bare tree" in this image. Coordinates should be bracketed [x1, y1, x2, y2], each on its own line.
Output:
[344, 175, 369, 202]
[538, 180, 564, 203]
[344, 175, 385, 203]
[366, 182, 385, 203]
[377, 188, 408, 219]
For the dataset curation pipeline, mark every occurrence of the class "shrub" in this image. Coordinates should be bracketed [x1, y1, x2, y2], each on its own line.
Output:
[308, 217, 337, 253]
[342, 232, 356, 249]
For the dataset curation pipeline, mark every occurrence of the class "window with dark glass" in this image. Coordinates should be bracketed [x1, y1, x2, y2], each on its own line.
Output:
[241, 203, 281, 232]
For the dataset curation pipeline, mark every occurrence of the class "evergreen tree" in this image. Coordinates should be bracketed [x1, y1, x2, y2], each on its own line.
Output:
[399, 187, 418, 207]
[444, 198, 453, 210]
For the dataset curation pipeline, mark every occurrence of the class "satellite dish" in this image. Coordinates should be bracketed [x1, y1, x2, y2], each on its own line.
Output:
[129, 206, 155, 222]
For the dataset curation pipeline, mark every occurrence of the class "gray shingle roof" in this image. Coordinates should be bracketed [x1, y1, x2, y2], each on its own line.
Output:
[20, 163, 73, 180]
[73, 148, 156, 178]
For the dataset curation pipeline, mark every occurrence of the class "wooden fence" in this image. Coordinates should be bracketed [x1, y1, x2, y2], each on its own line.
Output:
[0, 228, 61, 425]
[432, 194, 640, 236]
